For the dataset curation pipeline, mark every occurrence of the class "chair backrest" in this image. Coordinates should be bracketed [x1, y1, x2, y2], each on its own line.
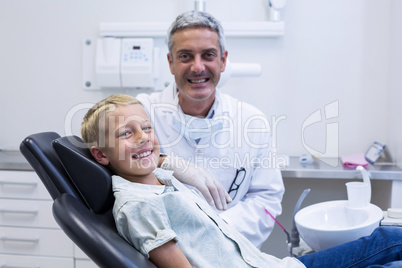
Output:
[52, 135, 114, 213]
[19, 132, 83, 201]
[20, 132, 155, 268]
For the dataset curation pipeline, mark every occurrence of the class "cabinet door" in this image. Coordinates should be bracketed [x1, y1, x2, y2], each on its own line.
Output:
[0, 199, 57, 228]
[0, 254, 74, 268]
[74, 244, 97, 267]
[75, 259, 99, 268]
[0, 227, 73, 257]
[0, 171, 50, 200]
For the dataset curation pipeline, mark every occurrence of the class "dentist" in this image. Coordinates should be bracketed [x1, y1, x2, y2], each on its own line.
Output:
[137, 10, 284, 248]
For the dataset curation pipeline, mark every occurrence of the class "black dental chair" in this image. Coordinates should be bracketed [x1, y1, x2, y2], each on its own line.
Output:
[20, 132, 155, 268]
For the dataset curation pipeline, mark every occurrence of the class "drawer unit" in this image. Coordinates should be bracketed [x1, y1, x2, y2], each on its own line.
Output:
[0, 199, 57, 228]
[74, 244, 98, 268]
[0, 254, 74, 268]
[0, 171, 50, 200]
[0, 170, 96, 267]
[76, 259, 99, 268]
[0, 227, 73, 257]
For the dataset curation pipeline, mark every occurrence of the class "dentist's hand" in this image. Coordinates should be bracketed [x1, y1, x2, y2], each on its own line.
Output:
[161, 156, 232, 210]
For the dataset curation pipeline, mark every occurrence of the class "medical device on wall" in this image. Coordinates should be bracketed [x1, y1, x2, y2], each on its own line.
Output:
[95, 37, 155, 89]
[218, 59, 262, 88]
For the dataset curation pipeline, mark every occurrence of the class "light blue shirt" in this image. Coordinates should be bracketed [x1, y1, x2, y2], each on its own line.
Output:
[112, 169, 303, 268]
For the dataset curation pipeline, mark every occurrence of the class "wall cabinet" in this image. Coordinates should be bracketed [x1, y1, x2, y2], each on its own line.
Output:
[0, 170, 97, 267]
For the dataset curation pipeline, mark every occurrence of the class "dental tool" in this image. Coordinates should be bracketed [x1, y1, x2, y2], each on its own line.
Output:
[264, 208, 290, 245]
[290, 189, 311, 256]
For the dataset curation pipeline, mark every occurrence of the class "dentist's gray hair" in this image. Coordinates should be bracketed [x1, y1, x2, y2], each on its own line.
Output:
[167, 10, 226, 59]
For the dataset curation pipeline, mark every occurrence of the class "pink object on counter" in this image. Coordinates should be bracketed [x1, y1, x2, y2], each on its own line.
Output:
[341, 153, 369, 168]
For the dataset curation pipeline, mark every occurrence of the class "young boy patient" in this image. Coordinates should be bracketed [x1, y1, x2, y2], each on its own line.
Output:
[81, 94, 402, 268]
[80, 94, 303, 267]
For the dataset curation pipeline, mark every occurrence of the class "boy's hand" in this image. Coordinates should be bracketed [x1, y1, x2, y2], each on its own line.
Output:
[161, 156, 232, 210]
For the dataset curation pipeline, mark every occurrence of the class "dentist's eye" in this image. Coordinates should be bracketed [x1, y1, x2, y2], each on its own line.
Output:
[204, 52, 215, 59]
[178, 53, 192, 62]
[203, 50, 217, 61]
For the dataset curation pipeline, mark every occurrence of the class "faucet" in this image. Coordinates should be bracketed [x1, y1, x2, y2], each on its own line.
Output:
[356, 166, 371, 203]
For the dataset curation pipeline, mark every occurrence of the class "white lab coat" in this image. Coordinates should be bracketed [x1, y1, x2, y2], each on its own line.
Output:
[137, 83, 284, 248]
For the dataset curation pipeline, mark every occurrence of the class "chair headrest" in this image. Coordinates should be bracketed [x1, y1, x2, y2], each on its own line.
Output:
[52, 136, 114, 213]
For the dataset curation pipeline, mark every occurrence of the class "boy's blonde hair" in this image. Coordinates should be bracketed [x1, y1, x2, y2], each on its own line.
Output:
[81, 94, 142, 147]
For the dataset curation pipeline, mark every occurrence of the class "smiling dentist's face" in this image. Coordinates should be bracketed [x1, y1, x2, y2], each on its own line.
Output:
[168, 27, 228, 106]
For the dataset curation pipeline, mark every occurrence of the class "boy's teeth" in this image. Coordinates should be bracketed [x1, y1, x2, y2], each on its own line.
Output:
[136, 151, 152, 159]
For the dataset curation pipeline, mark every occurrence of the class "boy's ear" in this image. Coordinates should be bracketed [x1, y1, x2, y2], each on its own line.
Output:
[90, 146, 110, 166]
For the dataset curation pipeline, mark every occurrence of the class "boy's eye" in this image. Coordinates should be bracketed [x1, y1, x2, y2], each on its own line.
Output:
[142, 126, 152, 132]
[118, 131, 132, 137]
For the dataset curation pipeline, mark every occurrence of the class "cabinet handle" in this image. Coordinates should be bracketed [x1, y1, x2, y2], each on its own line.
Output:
[0, 181, 37, 187]
[1, 265, 40, 268]
[0, 209, 38, 216]
[0, 237, 39, 244]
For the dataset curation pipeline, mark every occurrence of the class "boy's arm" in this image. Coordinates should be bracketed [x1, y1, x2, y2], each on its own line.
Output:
[149, 240, 191, 268]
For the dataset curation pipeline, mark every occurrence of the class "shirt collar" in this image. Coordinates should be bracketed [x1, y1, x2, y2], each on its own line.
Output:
[112, 168, 176, 195]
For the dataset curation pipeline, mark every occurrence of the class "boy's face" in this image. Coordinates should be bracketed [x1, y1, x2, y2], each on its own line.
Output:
[93, 104, 160, 181]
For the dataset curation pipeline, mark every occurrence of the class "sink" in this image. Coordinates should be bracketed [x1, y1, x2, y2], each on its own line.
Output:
[295, 200, 383, 251]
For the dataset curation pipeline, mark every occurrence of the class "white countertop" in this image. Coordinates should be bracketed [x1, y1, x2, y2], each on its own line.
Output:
[0, 150, 33, 171]
[282, 156, 402, 180]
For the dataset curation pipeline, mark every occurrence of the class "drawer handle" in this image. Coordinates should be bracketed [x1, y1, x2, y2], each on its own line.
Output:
[0, 237, 39, 244]
[1, 266, 40, 268]
[0, 181, 37, 187]
[0, 209, 39, 216]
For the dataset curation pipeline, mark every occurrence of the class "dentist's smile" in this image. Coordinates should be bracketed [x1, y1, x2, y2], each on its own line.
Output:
[188, 78, 209, 84]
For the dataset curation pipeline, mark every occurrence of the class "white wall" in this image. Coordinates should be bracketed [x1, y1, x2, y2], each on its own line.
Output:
[388, 0, 402, 167]
[0, 0, 396, 161]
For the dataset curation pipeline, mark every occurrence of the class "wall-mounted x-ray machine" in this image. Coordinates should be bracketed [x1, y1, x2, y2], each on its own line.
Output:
[82, 18, 284, 91]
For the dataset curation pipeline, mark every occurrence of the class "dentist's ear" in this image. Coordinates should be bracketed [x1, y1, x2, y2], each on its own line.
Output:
[90, 146, 110, 166]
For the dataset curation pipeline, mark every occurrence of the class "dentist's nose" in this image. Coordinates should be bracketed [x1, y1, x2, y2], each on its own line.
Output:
[191, 55, 205, 74]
